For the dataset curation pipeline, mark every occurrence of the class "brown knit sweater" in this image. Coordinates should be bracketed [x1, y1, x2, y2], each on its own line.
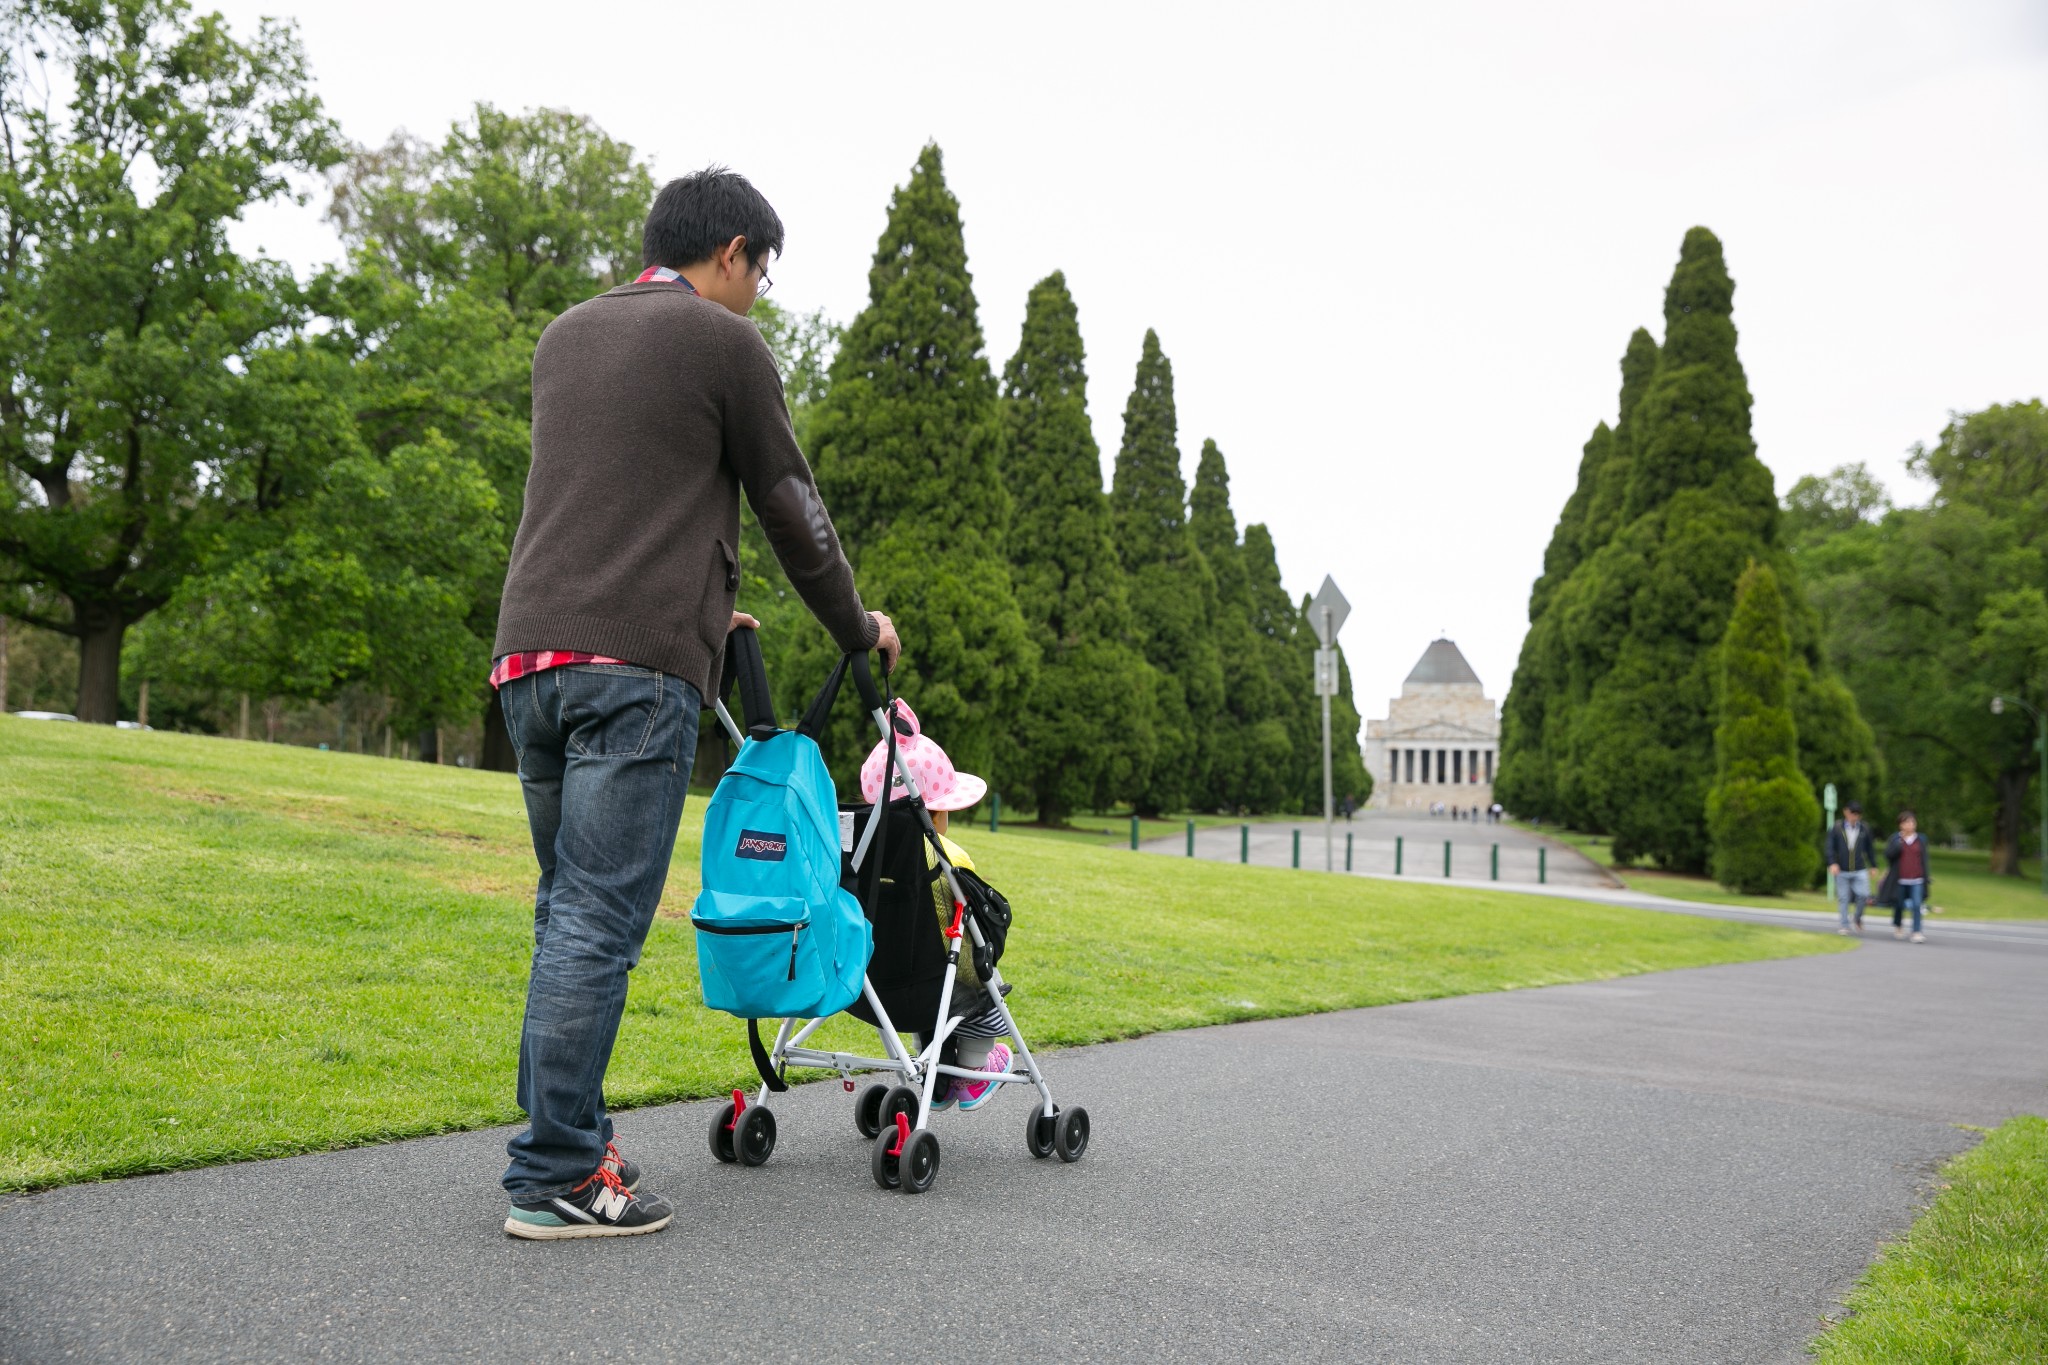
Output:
[495, 282, 878, 699]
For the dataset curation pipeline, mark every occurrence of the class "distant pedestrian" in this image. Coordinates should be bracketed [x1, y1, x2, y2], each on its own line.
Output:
[1825, 801, 1879, 935]
[1878, 810, 1931, 944]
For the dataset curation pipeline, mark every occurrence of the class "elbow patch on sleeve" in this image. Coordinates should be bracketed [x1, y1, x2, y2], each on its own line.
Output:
[756, 473, 842, 579]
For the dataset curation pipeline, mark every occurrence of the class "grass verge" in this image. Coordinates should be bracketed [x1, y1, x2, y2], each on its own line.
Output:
[1523, 823, 2048, 920]
[2, 716, 1844, 1192]
[1813, 1115, 2048, 1362]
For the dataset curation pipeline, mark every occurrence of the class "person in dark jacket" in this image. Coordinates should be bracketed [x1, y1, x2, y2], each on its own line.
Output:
[490, 169, 901, 1241]
[1878, 810, 1932, 944]
[1825, 801, 1879, 935]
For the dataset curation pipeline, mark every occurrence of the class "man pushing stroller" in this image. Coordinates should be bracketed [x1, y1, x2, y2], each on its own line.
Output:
[491, 168, 899, 1241]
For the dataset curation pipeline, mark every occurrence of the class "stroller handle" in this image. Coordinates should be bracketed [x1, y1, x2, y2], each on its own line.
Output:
[848, 649, 888, 715]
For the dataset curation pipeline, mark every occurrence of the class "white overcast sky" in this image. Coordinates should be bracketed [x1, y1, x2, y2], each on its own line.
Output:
[215, 0, 2048, 726]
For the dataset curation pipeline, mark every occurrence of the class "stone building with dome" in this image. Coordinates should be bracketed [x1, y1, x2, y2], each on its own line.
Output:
[1364, 639, 1500, 811]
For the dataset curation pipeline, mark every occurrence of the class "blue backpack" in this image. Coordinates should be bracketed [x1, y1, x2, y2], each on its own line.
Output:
[692, 632, 871, 1023]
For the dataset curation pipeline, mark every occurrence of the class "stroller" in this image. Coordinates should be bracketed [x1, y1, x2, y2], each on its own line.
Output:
[701, 633, 1089, 1193]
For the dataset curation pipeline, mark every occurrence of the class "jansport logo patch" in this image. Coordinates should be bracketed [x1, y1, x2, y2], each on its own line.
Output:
[735, 829, 788, 861]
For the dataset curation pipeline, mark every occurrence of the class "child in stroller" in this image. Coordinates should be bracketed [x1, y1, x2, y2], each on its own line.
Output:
[859, 699, 1010, 1110]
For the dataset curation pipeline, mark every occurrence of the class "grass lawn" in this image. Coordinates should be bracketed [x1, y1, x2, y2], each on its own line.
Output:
[1813, 1115, 2048, 1362]
[1522, 823, 2048, 921]
[2, 716, 1845, 1193]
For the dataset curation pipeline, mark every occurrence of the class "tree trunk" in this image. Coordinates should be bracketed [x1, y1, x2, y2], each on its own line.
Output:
[415, 726, 439, 764]
[239, 693, 250, 741]
[1991, 767, 2028, 876]
[73, 610, 126, 724]
[481, 689, 517, 772]
[0, 615, 10, 712]
[137, 678, 149, 728]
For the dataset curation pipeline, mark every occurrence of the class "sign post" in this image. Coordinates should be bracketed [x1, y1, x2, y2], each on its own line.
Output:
[1309, 575, 1351, 873]
[1822, 782, 1837, 902]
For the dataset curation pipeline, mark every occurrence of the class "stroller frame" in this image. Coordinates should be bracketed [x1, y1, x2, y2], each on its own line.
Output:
[706, 645, 1085, 1192]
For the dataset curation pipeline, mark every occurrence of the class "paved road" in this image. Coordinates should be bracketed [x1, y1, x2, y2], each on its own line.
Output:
[4, 920, 2044, 1361]
[1146, 812, 1616, 887]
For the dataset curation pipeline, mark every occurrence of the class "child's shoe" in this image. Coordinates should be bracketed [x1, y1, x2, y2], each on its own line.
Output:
[929, 1078, 956, 1112]
[955, 1043, 1012, 1111]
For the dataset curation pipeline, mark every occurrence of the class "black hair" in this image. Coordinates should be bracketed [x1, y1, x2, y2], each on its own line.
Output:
[641, 166, 784, 272]
[1898, 808, 1917, 822]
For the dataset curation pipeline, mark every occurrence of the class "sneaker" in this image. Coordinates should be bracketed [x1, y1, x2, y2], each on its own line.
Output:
[1912, 932, 1926, 944]
[602, 1140, 641, 1192]
[1894, 928, 1905, 940]
[955, 1043, 1012, 1112]
[1836, 927, 1851, 935]
[929, 1078, 956, 1113]
[505, 1166, 673, 1241]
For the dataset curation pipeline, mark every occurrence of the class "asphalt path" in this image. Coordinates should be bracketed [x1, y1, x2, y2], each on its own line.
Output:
[4, 908, 2045, 1361]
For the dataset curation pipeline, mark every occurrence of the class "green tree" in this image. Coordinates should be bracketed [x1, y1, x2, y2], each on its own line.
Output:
[1499, 329, 1657, 822]
[805, 143, 1034, 788]
[0, 0, 342, 722]
[1781, 462, 1891, 551]
[999, 272, 1156, 822]
[327, 103, 654, 763]
[1706, 561, 1820, 892]
[1110, 330, 1223, 812]
[1189, 439, 1288, 810]
[1500, 228, 1874, 870]
[1796, 403, 2048, 873]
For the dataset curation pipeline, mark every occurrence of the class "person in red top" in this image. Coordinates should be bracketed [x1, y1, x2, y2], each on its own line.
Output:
[1880, 810, 1932, 944]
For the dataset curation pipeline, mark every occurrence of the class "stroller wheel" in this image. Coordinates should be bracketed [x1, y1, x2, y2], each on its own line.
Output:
[734, 1105, 776, 1166]
[900, 1130, 941, 1194]
[854, 1083, 889, 1139]
[1054, 1106, 1090, 1163]
[709, 1100, 739, 1164]
[871, 1125, 902, 1189]
[879, 1085, 920, 1131]
[1024, 1105, 1058, 1159]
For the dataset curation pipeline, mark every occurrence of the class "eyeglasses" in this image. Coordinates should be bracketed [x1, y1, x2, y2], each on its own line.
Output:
[754, 264, 773, 300]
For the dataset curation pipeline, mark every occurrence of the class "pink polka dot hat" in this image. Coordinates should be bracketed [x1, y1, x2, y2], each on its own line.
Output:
[859, 699, 988, 812]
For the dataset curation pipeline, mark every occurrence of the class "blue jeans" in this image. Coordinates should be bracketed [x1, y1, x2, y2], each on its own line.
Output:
[1893, 879, 1926, 934]
[497, 664, 701, 1200]
[1835, 868, 1870, 927]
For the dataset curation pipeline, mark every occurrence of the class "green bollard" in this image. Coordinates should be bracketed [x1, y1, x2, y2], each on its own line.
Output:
[1292, 828, 1301, 869]
[1444, 839, 1452, 877]
[1130, 815, 1140, 851]
[1345, 831, 1354, 872]
[990, 792, 1000, 834]
[1539, 847, 1547, 884]
[1395, 836, 1404, 875]
[1240, 824, 1249, 864]
[1491, 843, 1499, 881]
[1187, 819, 1195, 857]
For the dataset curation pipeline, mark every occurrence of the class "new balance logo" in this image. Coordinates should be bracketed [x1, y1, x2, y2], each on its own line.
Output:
[591, 1185, 630, 1221]
[735, 829, 787, 861]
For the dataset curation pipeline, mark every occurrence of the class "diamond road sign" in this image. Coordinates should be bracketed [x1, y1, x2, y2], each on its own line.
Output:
[1309, 575, 1350, 647]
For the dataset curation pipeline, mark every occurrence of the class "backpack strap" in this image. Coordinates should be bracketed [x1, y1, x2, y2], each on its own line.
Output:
[747, 1019, 790, 1092]
[720, 626, 779, 740]
[796, 656, 849, 740]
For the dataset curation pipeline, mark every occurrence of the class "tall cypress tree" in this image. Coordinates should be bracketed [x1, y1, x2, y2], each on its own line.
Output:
[1240, 524, 1307, 812]
[1707, 562, 1820, 892]
[1498, 329, 1657, 823]
[1000, 272, 1156, 821]
[1528, 227, 1873, 869]
[1112, 331, 1223, 812]
[1188, 439, 1286, 810]
[806, 144, 1035, 786]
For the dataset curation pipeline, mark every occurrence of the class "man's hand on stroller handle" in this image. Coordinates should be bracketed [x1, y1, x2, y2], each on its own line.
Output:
[868, 611, 902, 673]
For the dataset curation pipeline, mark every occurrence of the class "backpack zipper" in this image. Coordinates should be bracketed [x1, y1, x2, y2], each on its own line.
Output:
[690, 920, 806, 982]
